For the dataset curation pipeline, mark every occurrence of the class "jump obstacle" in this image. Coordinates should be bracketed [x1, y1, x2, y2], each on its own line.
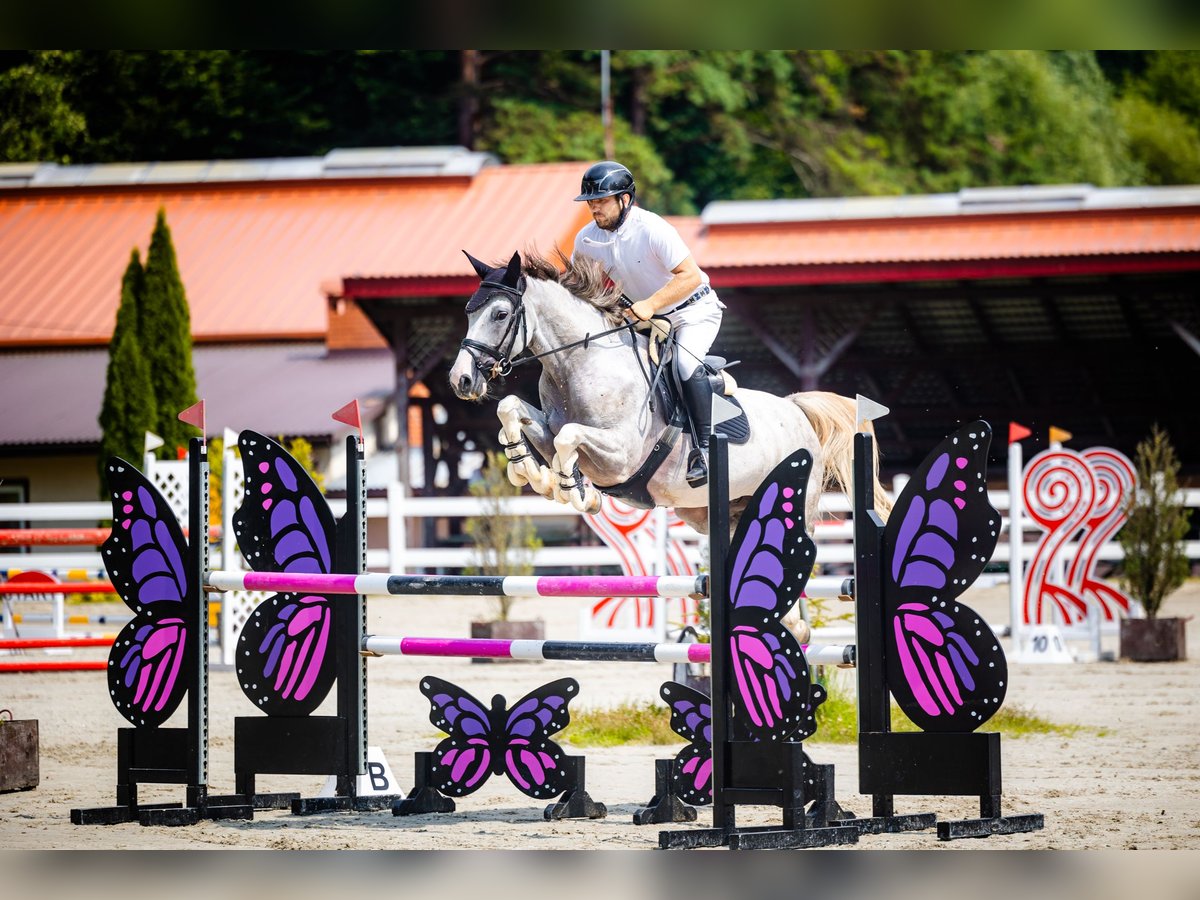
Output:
[68, 406, 1041, 847]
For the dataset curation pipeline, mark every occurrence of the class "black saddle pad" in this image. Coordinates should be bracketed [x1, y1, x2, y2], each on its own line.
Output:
[715, 397, 750, 444]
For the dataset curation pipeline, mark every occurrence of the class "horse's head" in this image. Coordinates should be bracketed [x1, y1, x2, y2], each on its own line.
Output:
[450, 250, 528, 401]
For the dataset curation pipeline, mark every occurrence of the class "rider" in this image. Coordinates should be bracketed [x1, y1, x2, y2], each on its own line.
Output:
[571, 160, 725, 487]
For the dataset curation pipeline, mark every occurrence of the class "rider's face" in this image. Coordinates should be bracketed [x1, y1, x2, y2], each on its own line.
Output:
[586, 196, 622, 230]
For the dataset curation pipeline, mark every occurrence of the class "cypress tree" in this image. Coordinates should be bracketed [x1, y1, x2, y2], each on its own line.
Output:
[140, 207, 199, 456]
[97, 248, 158, 487]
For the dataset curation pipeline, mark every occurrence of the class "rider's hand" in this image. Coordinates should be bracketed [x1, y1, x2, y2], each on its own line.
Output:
[629, 300, 654, 322]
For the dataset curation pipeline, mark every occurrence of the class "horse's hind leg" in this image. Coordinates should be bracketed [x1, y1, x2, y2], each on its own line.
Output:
[496, 395, 556, 497]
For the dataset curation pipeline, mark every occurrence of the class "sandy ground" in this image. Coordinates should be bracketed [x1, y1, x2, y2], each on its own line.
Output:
[1, 580, 1198, 852]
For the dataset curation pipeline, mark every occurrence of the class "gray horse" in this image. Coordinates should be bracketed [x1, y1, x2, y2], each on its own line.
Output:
[449, 249, 892, 537]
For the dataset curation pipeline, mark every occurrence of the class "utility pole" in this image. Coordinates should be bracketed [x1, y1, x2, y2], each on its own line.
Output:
[601, 50, 614, 159]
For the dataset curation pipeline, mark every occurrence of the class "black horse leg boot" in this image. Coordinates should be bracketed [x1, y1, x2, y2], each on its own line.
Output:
[682, 368, 715, 488]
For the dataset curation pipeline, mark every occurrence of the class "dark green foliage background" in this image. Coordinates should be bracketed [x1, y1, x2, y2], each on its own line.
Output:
[2, 51, 1198, 214]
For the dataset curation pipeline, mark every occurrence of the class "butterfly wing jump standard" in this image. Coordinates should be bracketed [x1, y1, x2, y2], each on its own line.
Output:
[855, 420, 1044, 840]
[103, 460, 194, 728]
[72, 446, 253, 826]
[228, 430, 398, 815]
[233, 431, 338, 716]
[658, 444, 860, 849]
[882, 421, 1008, 732]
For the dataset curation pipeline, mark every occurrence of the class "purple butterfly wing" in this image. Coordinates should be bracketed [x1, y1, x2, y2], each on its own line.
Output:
[726, 449, 819, 740]
[101, 458, 193, 727]
[500, 678, 578, 799]
[883, 421, 1008, 732]
[660, 681, 712, 805]
[420, 676, 497, 797]
[233, 431, 337, 716]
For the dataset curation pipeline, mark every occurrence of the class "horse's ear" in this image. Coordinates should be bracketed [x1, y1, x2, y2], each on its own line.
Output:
[463, 251, 491, 280]
[502, 251, 522, 287]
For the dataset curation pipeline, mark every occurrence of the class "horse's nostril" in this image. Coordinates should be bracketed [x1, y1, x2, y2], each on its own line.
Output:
[458, 374, 472, 394]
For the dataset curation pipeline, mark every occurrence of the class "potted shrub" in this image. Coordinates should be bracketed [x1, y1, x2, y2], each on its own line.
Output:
[1117, 426, 1190, 662]
[465, 451, 544, 659]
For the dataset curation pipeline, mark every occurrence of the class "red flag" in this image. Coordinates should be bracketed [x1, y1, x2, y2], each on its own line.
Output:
[178, 400, 205, 433]
[332, 399, 362, 430]
[1008, 421, 1032, 444]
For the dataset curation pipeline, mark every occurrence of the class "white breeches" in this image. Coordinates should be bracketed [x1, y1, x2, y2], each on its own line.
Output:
[667, 295, 724, 381]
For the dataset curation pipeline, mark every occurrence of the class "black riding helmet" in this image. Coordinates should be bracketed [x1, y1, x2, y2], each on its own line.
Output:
[574, 161, 636, 202]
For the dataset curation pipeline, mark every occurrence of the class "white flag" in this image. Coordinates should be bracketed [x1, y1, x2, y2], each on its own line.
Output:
[710, 395, 741, 432]
[144, 431, 164, 454]
[855, 394, 889, 430]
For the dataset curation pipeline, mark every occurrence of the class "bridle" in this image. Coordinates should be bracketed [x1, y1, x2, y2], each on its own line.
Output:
[460, 278, 640, 381]
[459, 279, 529, 379]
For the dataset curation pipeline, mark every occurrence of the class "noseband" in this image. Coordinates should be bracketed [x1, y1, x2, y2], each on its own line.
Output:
[460, 279, 528, 379]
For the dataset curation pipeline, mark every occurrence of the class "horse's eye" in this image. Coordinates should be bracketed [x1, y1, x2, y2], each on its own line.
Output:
[493, 309, 509, 321]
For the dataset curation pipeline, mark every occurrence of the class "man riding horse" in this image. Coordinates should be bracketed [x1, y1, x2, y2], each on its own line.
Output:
[572, 161, 724, 488]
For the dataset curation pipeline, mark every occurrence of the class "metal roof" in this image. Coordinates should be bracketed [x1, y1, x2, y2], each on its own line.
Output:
[0, 343, 394, 446]
[0, 146, 496, 190]
[702, 183, 1200, 224]
[0, 156, 589, 348]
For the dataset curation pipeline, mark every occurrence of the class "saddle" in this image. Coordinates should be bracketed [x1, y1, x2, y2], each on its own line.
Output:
[594, 318, 750, 509]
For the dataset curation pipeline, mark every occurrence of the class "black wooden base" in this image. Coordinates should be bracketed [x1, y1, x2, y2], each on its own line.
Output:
[660, 822, 860, 850]
[393, 785, 457, 816]
[843, 812, 939, 835]
[292, 793, 403, 815]
[208, 791, 299, 810]
[70, 799, 256, 827]
[70, 728, 258, 827]
[544, 787, 606, 820]
[938, 813, 1045, 840]
[632, 758, 701, 825]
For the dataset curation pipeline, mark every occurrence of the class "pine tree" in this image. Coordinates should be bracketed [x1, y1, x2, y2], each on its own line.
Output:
[140, 208, 199, 455]
[97, 248, 158, 489]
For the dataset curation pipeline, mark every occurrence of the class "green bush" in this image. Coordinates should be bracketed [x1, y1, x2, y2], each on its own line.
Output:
[1118, 425, 1190, 619]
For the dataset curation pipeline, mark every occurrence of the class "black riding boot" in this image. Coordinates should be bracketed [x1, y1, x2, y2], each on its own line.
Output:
[682, 368, 715, 488]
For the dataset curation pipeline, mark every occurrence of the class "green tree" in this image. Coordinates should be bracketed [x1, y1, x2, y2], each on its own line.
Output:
[0, 51, 86, 162]
[478, 97, 694, 213]
[1118, 426, 1190, 620]
[1115, 94, 1200, 186]
[97, 248, 158, 487]
[140, 208, 199, 456]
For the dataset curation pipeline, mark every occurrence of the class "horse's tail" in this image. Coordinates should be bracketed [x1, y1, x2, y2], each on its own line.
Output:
[788, 391, 892, 521]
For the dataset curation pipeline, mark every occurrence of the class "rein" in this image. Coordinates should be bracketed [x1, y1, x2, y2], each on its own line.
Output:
[460, 283, 639, 379]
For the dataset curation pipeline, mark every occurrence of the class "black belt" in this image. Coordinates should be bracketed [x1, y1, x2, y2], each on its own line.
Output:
[670, 284, 711, 313]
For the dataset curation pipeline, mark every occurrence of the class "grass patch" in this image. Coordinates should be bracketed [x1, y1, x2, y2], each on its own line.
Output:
[558, 702, 682, 748]
[811, 676, 1102, 742]
[552, 680, 1102, 749]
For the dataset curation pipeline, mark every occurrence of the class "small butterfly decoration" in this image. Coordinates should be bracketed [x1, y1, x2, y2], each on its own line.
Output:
[101, 458, 193, 728]
[233, 431, 338, 716]
[419, 676, 579, 800]
[660, 682, 712, 805]
[724, 448, 825, 741]
[660, 675, 827, 806]
[883, 420, 1008, 732]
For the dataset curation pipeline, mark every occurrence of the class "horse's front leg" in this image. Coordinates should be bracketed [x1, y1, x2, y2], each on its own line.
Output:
[496, 395, 557, 497]
[550, 423, 630, 515]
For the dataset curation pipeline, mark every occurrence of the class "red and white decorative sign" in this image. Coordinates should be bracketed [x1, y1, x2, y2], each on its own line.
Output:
[1021, 446, 1136, 627]
[580, 496, 701, 638]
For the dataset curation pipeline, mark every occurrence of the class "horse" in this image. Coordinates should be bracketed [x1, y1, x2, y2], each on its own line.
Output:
[449, 249, 892, 541]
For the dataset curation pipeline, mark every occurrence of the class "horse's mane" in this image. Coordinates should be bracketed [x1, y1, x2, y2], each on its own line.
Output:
[520, 248, 627, 327]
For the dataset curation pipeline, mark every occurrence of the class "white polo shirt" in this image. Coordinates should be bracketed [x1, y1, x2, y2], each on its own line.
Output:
[572, 206, 710, 305]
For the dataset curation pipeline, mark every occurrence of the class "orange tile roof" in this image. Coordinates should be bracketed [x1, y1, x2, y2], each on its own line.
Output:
[675, 207, 1200, 284]
[0, 162, 590, 348]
